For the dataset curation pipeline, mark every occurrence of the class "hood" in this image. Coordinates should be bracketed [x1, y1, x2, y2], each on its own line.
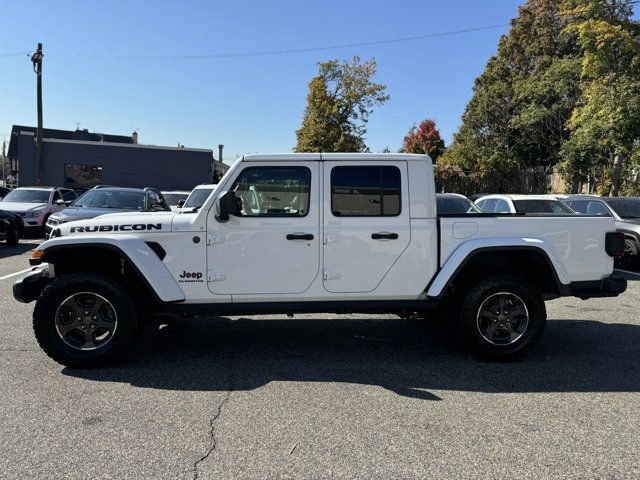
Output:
[617, 218, 640, 230]
[56, 211, 176, 236]
[50, 206, 133, 223]
[0, 202, 47, 212]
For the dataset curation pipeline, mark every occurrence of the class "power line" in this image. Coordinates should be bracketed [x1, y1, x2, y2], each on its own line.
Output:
[46, 24, 512, 60]
[0, 51, 28, 58]
[1, 1, 638, 61]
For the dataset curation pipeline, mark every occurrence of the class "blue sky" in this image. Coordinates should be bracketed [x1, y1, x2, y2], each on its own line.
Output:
[2, 1, 537, 161]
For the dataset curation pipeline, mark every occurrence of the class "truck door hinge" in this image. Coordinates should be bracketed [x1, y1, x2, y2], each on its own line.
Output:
[324, 235, 338, 245]
[207, 270, 225, 281]
[207, 233, 225, 245]
[323, 270, 341, 281]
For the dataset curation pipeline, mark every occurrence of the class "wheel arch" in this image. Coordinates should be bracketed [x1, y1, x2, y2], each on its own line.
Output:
[617, 229, 640, 248]
[36, 238, 184, 304]
[427, 243, 570, 300]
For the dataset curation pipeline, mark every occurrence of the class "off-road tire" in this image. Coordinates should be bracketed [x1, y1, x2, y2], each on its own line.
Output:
[5, 223, 19, 245]
[33, 272, 141, 368]
[459, 274, 546, 360]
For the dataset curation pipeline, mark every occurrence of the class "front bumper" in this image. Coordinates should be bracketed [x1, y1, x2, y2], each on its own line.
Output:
[568, 275, 627, 300]
[13, 269, 52, 303]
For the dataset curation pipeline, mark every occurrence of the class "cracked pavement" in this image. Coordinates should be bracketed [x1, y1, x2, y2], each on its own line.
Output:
[1, 244, 639, 479]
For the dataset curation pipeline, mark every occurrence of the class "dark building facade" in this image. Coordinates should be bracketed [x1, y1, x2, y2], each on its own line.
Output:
[8, 126, 228, 190]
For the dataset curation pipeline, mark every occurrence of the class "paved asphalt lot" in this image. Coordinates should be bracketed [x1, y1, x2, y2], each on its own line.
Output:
[0, 240, 639, 479]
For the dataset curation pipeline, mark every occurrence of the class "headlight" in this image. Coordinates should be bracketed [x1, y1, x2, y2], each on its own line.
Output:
[23, 210, 44, 218]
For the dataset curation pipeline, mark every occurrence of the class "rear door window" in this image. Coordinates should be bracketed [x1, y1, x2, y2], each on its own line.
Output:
[331, 166, 401, 216]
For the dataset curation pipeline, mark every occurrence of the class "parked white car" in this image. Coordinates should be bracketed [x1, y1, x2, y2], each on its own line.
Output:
[475, 194, 575, 214]
[17, 153, 626, 367]
[161, 190, 190, 212]
[0, 186, 77, 231]
[178, 184, 218, 212]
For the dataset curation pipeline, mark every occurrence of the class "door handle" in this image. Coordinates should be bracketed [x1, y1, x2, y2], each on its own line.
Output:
[286, 233, 314, 241]
[371, 232, 398, 240]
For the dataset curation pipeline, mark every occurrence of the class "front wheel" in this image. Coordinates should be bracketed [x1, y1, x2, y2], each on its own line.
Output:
[33, 272, 141, 368]
[459, 275, 546, 360]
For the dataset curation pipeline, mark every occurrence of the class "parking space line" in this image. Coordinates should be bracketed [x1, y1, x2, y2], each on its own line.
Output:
[0, 267, 36, 281]
[614, 268, 640, 278]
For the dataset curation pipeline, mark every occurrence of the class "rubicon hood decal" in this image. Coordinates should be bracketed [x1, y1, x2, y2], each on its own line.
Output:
[69, 223, 163, 233]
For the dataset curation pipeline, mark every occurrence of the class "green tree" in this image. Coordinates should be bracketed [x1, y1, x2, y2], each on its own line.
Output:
[295, 56, 389, 152]
[400, 119, 446, 161]
[560, 0, 640, 194]
[443, 0, 581, 176]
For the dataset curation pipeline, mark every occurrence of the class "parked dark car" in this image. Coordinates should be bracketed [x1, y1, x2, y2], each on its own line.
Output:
[45, 187, 171, 237]
[436, 193, 482, 215]
[0, 186, 10, 200]
[0, 209, 23, 245]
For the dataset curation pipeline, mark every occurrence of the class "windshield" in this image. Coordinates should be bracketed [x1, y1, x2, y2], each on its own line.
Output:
[606, 198, 640, 219]
[73, 190, 145, 210]
[2, 189, 51, 204]
[513, 200, 575, 214]
[436, 196, 481, 214]
[163, 193, 189, 206]
[183, 188, 214, 209]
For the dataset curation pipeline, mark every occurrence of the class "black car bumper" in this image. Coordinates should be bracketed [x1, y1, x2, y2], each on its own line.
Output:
[568, 275, 628, 300]
[13, 269, 52, 303]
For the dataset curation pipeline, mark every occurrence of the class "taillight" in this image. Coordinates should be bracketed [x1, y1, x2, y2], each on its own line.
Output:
[605, 232, 626, 258]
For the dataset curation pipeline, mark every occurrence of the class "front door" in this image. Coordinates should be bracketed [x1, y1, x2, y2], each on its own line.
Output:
[207, 162, 320, 295]
[322, 162, 410, 293]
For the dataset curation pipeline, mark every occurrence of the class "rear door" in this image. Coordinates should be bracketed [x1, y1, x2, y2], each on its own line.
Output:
[207, 161, 320, 295]
[322, 162, 410, 293]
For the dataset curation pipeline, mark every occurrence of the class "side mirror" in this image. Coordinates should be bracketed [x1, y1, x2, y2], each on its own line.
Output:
[177, 199, 185, 208]
[65, 201, 73, 206]
[55, 199, 66, 206]
[216, 191, 240, 222]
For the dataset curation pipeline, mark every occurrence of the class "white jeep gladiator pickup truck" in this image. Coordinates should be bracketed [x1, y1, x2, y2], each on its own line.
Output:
[14, 154, 627, 367]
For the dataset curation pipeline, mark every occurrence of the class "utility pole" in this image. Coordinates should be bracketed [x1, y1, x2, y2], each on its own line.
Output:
[31, 43, 44, 185]
[212, 144, 224, 183]
[1, 140, 6, 188]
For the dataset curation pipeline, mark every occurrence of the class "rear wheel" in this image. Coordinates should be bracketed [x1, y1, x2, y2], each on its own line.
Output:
[33, 272, 141, 368]
[459, 275, 546, 360]
[5, 223, 19, 245]
[616, 238, 639, 269]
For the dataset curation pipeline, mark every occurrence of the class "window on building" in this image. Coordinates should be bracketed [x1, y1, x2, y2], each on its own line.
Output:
[331, 166, 401, 217]
[230, 166, 311, 216]
[64, 164, 103, 189]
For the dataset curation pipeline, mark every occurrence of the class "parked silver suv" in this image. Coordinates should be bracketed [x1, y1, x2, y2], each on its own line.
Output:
[561, 195, 640, 267]
[0, 186, 77, 232]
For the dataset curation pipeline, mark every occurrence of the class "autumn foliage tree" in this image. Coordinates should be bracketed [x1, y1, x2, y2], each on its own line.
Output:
[295, 56, 389, 152]
[401, 119, 446, 161]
